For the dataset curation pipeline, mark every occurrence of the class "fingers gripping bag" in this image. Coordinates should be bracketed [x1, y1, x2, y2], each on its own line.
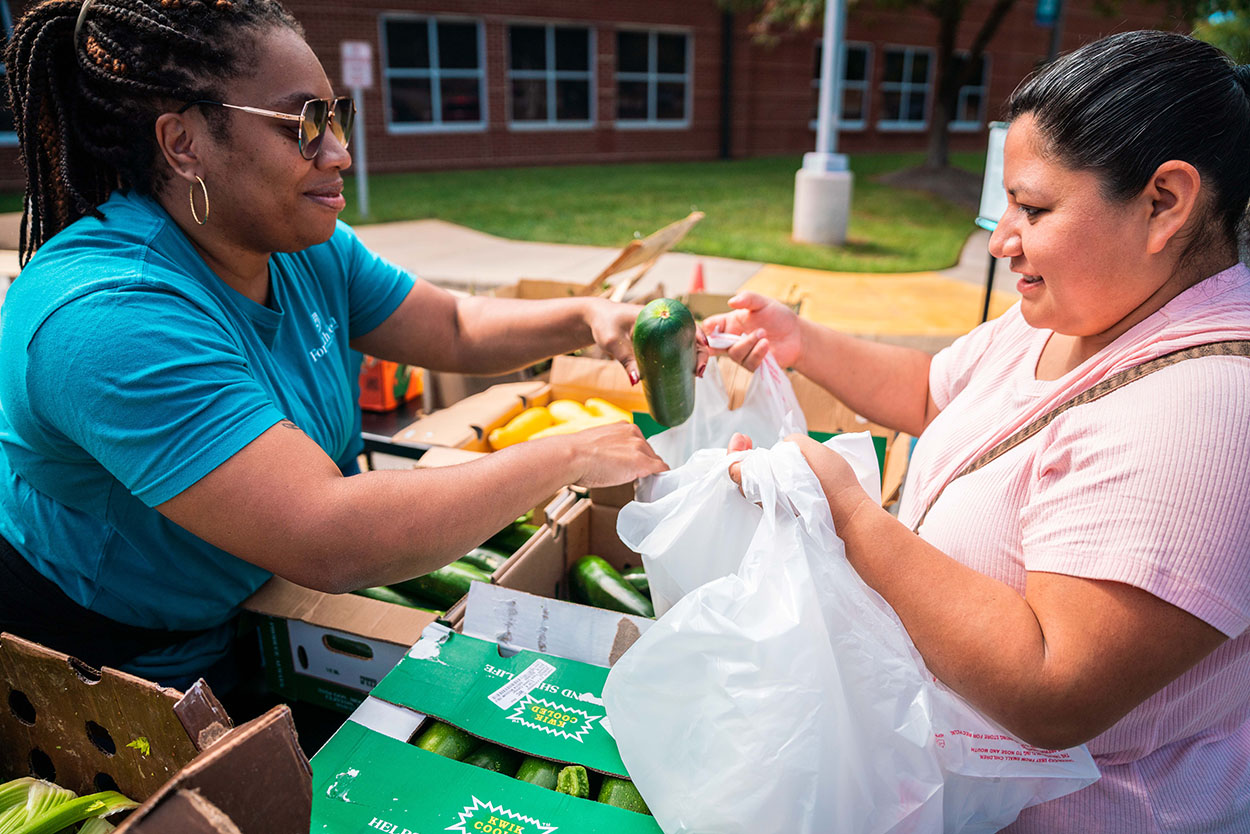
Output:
[605, 435, 1099, 834]
[645, 332, 807, 469]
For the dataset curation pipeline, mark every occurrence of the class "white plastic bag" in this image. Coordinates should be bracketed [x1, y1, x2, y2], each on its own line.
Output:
[645, 332, 807, 468]
[605, 435, 1099, 834]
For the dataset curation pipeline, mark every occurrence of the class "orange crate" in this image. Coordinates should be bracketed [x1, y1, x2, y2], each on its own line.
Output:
[358, 356, 423, 412]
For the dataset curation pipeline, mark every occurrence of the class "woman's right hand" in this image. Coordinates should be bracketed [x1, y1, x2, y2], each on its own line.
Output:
[552, 422, 668, 488]
[703, 292, 803, 371]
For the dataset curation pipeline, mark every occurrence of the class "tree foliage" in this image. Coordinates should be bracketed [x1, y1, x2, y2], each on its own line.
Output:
[1194, 11, 1250, 61]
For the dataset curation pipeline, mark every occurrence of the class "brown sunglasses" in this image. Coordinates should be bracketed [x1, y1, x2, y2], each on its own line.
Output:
[177, 96, 355, 160]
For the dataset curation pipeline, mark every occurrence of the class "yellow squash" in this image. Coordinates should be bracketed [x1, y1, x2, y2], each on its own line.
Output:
[584, 397, 633, 423]
[547, 399, 593, 423]
[488, 406, 554, 450]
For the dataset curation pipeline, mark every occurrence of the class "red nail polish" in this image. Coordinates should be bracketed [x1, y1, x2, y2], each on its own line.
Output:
[629, 370, 640, 385]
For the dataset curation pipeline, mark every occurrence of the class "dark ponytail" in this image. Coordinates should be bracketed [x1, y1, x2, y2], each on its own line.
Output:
[1007, 30, 1250, 255]
[5, 0, 303, 265]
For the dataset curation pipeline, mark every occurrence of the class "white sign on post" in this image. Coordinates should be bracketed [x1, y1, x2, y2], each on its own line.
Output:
[339, 40, 373, 218]
[340, 40, 374, 90]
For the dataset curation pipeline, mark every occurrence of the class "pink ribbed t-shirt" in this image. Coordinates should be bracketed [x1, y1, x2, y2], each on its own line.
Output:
[897, 263, 1250, 833]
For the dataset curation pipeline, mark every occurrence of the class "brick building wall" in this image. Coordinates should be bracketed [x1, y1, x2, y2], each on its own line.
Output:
[0, 0, 1185, 190]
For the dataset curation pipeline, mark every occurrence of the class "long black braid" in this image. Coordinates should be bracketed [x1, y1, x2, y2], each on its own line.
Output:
[5, 0, 302, 266]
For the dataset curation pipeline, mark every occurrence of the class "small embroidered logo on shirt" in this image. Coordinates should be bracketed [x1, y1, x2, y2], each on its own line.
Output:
[308, 311, 339, 363]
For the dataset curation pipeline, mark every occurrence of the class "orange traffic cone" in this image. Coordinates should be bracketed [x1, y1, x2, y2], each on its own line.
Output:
[689, 261, 706, 294]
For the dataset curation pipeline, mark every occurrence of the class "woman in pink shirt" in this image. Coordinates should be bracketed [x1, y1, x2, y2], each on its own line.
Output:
[709, 31, 1250, 832]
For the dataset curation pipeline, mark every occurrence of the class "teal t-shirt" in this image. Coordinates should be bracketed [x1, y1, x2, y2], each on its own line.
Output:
[0, 191, 413, 682]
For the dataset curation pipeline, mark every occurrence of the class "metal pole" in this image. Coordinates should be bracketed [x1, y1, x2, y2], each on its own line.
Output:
[1046, 0, 1065, 62]
[813, 0, 847, 159]
[980, 256, 997, 323]
[352, 87, 369, 218]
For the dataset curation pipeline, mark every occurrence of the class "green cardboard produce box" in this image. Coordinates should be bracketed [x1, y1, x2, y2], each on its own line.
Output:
[311, 586, 660, 833]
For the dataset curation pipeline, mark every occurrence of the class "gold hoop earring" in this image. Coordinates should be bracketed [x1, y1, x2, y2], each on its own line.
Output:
[189, 175, 210, 226]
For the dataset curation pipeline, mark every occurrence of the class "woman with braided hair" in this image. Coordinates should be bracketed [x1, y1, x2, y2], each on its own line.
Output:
[711, 31, 1250, 831]
[0, 0, 694, 691]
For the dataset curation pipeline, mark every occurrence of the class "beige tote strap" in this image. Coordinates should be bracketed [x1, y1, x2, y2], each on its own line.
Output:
[910, 339, 1250, 534]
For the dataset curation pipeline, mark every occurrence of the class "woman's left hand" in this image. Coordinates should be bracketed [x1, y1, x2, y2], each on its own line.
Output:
[587, 298, 709, 385]
[785, 433, 876, 528]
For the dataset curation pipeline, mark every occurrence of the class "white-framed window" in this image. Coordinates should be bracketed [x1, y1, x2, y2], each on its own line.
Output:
[0, 1, 15, 147]
[949, 51, 989, 131]
[879, 45, 933, 130]
[381, 16, 487, 132]
[508, 24, 595, 128]
[615, 29, 691, 127]
[810, 41, 871, 131]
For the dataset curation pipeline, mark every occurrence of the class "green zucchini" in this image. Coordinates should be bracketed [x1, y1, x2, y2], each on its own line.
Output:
[462, 743, 522, 776]
[351, 585, 441, 612]
[458, 546, 510, 574]
[557, 765, 590, 799]
[392, 561, 490, 609]
[412, 721, 477, 760]
[598, 777, 651, 815]
[620, 566, 650, 599]
[569, 555, 655, 618]
[487, 522, 541, 554]
[514, 756, 561, 790]
[633, 297, 696, 427]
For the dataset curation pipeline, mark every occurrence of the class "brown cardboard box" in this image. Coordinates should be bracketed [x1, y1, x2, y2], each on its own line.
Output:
[493, 499, 640, 605]
[244, 577, 440, 714]
[0, 632, 310, 834]
[394, 379, 546, 450]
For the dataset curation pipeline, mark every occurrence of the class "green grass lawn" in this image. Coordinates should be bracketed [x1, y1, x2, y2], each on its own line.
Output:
[338, 152, 985, 273]
[0, 151, 987, 272]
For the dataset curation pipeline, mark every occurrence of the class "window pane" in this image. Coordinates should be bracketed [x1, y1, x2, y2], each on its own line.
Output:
[386, 20, 429, 69]
[511, 78, 547, 121]
[910, 52, 930, 84]
[555, 27, 589, 71]
[555, 79, 590, 120]
[884, 50, 904, 82]
[656, 81, 685, 120]
[438, 22, 479, 70]
[617, 80, 648, 119]
[882, 90, 902, 121]
[905, 92, 927, 121]
[845, 47, 867, 82]
[440, 77, 481, 121]
[390, 77, 433, 122]
[510, 25, 546, 71]
[617, 31, 648, 73]
[656, 33, 686, 74]
[840, 88, 864, 122]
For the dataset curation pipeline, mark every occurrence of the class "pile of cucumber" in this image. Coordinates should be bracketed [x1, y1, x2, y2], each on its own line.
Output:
[412, 721, 651, 815]
[568, 555, 653, 619]
[351, 517, 542, 612]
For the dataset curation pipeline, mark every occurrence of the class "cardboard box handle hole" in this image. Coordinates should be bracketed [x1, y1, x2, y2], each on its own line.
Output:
[8, 688, 35, 725]
[28, 747, 55, 781]
[322, 634, 374, 660]
[85, 720, 116, 756]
